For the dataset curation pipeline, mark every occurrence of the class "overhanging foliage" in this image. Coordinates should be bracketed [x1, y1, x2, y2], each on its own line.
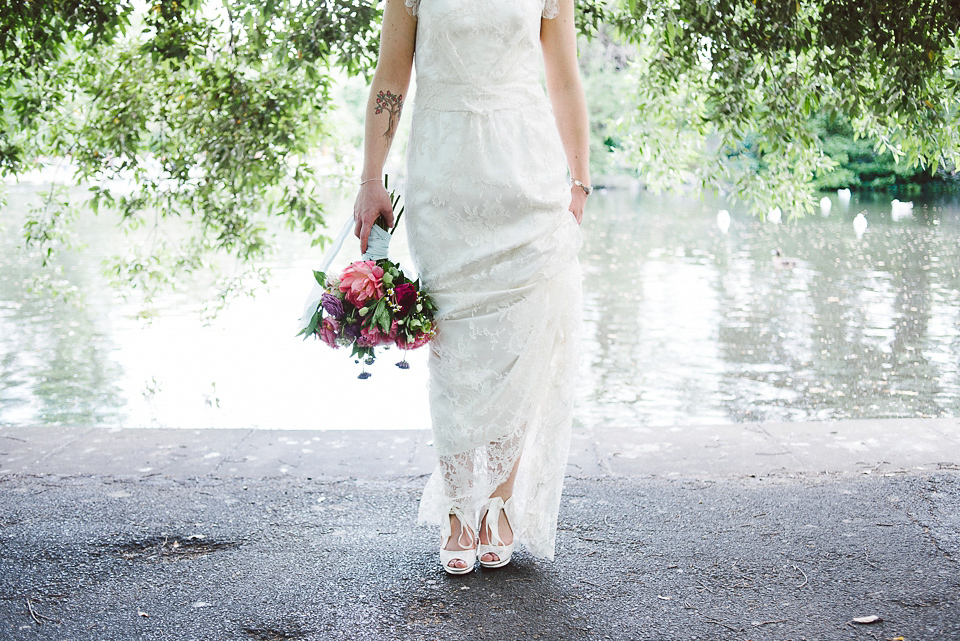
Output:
[2, 0, 378, 305]
[2, 0, 959, 302]
[602, 0, 960, 216]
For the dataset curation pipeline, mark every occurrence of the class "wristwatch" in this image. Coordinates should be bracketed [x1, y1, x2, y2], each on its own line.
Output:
[572, 179, 592, 195]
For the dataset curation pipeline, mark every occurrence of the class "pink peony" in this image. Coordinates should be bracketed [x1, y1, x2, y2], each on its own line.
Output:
[339, 261, 384, 308]
[318, 317, 339, 348]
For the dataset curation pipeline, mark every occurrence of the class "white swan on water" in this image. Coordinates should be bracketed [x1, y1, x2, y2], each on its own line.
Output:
[717, 209, 731, 234]
[891, 199, 914, 221]
[838, 188, 852, 205]
[853, 212, 868, 238]
[767, 206, 782, 224]
[820, 196, 832, 216]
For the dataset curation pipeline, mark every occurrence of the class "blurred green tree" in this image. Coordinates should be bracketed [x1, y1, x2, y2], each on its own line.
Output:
[603, 0, 960, 216]
[810, 113, 955, 193]
[2, 0, 378, 304]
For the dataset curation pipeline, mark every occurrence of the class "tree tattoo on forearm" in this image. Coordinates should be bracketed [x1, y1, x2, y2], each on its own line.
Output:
[375, 90, 403, 139]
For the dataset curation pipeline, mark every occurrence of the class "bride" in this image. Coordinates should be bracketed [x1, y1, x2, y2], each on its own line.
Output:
[353, 0, 590, 573]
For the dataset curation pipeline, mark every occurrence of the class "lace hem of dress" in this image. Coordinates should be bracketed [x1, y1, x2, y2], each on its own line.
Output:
[405, 0, 419, 17]
[416, 259, 582, 561]
[542, 0, 560, 19]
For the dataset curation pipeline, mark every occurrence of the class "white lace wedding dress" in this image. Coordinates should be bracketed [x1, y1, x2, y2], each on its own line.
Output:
[404, 0, 582, 560]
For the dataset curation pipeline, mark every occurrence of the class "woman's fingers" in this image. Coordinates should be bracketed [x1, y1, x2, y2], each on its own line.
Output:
[568, 202, 584, 225]
[354, 207, 363, 241]
[354, 185, 394, 253]
[568, 187, 587, 225]
[382, 205, 396, 230]
[353, 198, 367, 252]
[569, 201, 583, 224]
[359, 218, 373, 253]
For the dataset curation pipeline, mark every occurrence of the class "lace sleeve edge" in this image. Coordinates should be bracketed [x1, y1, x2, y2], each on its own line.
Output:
[542, 0, 560, 19]
[404, 0, 419, 17]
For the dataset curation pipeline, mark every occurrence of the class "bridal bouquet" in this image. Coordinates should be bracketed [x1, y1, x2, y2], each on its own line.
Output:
[297, 180, 437, 377]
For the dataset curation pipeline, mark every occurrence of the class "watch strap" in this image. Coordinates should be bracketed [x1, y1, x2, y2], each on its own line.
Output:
[573, 179, 592, 195]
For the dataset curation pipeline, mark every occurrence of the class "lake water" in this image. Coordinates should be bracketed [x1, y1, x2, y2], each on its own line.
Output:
[1, 183, 958, 430]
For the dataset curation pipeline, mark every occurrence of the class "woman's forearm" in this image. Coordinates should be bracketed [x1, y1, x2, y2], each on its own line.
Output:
[361, 74, 412, 181]
[541, 0, 590, 187]
[360, 0, 417, 182]
[547, 75, 591, 186]
[354, 0, 417, 251]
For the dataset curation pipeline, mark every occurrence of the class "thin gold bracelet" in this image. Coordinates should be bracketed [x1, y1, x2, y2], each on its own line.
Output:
[360, 178, 380, 186]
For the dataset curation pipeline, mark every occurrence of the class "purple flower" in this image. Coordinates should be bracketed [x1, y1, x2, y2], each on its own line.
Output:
[342, 322, 361, 342]
[321, 292, 345, 320]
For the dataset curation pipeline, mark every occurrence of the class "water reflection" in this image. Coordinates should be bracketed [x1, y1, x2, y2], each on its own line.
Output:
[0, 184, 959, 429]
[577, 189, 960, 428]
[0, 187, 125, 425]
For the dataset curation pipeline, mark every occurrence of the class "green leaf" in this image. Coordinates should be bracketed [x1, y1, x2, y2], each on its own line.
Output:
[373, 299, 389, 332]
[297, 308, 322, 339]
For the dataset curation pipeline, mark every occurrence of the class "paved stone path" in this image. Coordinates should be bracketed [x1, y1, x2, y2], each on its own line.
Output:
[0, 420, 958, 640]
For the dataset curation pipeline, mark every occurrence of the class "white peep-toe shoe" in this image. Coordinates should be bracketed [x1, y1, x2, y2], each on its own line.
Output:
[478, 496, 515, 569]
[439, 508, 477, 575]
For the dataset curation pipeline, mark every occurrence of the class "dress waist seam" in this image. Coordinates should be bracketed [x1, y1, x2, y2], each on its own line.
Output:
[414, 83, 548, 114]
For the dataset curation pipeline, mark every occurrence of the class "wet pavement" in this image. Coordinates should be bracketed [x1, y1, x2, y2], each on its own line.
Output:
[1, 420, 959, 640]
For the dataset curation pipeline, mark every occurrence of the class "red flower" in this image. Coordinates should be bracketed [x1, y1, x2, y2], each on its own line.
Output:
[393, 283, 417, 316]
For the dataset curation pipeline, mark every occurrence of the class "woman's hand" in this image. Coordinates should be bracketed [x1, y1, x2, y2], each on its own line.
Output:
[354, 182, 395, 253]
[568, 185, 587, 225]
